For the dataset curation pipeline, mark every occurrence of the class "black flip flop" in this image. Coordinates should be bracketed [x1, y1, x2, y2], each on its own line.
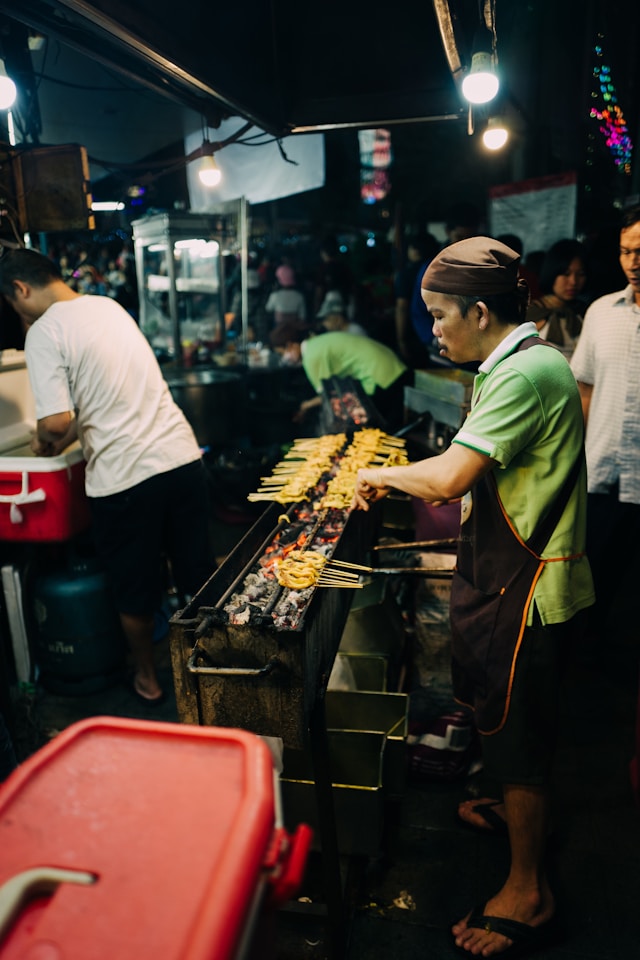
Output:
[460, 906, 562, 958]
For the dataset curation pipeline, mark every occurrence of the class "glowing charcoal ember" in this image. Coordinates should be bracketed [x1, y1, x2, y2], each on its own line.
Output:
[331, 391, 369, 424]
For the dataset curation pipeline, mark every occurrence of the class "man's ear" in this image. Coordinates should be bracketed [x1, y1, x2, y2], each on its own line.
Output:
[10, 279, 29, 300]
[476, 301, 490, 330]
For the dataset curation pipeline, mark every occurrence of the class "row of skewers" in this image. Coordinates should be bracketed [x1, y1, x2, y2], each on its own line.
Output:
[274, 550, 455, 591]
[247, 428, 408, 508]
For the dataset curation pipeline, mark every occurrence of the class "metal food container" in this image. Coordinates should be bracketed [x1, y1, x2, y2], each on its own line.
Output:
[338, 576, 407, 691]
[325, 689, 409, 800]
[328, 652, 388, 692]
[280, 730, 386, 856]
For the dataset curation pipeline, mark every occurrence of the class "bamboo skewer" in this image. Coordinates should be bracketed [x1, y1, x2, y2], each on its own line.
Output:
[324, 558, 454, 577]
[326, 559, 371, 570]
[317, 579, 364, 589]
[372, 537, 459, 551]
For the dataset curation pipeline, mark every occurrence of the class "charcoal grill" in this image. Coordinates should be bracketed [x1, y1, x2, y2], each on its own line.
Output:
[169, 500, 379, 750]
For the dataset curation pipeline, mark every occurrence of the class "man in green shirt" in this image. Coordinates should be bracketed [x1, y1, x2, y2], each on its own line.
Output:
[352, 237, 594, 958]
[270, 323, 408, 431]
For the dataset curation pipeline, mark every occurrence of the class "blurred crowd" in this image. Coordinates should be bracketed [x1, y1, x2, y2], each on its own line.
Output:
[46, 239, 139, 318]
[2, 203, 627, 373]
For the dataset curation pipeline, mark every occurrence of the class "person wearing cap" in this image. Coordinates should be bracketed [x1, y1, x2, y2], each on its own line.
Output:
[352, 237, 594, 957]
[264, 264, 307, 329]
[318, 291, 368, 337]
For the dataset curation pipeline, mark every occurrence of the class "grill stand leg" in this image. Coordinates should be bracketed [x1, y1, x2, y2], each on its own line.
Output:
[308, 691, 349, 960]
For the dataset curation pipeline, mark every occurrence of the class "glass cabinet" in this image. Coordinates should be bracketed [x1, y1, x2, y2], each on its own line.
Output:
[132, 209, 241, 364]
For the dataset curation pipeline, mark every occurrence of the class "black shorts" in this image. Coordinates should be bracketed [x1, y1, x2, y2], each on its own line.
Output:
[480, 613, 571, 786]
[89, 460, 214, 616]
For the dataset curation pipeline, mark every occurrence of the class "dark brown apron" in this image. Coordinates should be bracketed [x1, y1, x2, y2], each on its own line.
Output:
[450, 337, 584, 734]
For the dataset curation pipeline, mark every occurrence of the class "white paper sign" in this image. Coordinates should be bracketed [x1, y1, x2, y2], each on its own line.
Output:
[489, 171, 578, 257]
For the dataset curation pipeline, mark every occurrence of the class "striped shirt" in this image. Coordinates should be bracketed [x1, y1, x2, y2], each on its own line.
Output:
[570, 286, 640, 504]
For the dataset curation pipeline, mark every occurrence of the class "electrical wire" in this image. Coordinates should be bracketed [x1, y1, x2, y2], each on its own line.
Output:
[84, 120, 257, 186]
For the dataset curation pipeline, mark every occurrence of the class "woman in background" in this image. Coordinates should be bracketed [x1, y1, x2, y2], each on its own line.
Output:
[526, 239, 588, 358]
[264, 264, 307, 328]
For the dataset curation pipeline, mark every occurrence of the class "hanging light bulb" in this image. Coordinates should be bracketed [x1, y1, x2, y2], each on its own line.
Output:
[462, 23, 499, 105]
[462, 51, 499, 105]
[198, 154, 222, 187]
[0, 63, 17, 110]
[482, 117, 509, 150]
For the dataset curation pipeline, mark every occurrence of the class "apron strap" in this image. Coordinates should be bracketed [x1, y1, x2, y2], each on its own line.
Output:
[513, 334, 586, 555]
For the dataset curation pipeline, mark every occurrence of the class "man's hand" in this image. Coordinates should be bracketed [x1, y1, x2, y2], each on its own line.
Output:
[351, 468, 391, 511]
[31, 435, 56, 457]
[293, 396, 321, 423]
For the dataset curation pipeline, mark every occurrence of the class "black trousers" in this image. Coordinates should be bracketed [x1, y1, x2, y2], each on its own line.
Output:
[586, 487, 640, 632]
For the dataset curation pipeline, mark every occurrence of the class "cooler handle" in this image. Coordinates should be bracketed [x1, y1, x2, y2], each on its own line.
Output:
[186, 651, 281, 677]
[264, 824, 314, 906]
[0, 866, 96, 942]
[0, 471, 46, 524]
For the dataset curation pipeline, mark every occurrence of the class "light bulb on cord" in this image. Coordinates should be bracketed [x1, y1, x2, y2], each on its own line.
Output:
[482, 117, 509, 150]
[462, 51, 499, 105]
[198, 154, 222, 187]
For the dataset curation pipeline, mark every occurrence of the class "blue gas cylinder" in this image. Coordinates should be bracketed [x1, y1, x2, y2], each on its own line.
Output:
[30, 549, 127, 695]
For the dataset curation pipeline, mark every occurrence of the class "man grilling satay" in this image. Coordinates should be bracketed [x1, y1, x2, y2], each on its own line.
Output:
[352, 237, 594, 958]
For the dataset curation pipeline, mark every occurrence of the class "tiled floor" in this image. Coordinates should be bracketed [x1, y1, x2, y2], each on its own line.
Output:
[5, 516, 640, 960]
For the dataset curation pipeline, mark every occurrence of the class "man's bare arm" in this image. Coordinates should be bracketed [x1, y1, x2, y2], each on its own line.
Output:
[352, 442, 495, 511]
[32, 412, 78, 456]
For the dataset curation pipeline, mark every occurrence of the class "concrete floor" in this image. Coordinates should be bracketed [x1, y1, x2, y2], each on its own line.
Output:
[5, 514, 640, 960]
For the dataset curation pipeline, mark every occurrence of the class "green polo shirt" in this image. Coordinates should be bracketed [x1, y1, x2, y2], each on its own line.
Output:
[301, 332, 406, 395]
[453, 324, 595, 625]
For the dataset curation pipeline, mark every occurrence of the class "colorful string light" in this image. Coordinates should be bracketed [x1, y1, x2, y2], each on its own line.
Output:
[590, 43, 633, 174]
[358, 129, 393, 203]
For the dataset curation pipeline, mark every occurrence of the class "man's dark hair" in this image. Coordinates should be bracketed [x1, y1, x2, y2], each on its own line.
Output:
[407, 233, 440, 261]
[269, 320, 310, 349]
[621, 205, 640, 231]
[0, 248, 62, 299]
[450, 288, 528, 326]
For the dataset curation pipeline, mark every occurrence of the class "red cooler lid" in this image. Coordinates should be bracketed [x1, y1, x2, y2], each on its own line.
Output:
[0, 717, 277, 960]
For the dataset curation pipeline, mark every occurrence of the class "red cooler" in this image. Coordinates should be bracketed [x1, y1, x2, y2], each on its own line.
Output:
[0, 444, 90, 541]
[0, 352, 90, 542]
[0, 717, 311, 960]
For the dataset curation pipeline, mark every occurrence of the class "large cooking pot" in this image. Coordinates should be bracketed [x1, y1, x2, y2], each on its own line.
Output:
[163, 367, 245, 449]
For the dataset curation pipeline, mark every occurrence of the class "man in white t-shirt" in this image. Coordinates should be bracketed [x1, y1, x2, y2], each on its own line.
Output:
[0, 248, 215, 705]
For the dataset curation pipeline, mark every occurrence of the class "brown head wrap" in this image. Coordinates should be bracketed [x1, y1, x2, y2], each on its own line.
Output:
[422, 236, 520, 296]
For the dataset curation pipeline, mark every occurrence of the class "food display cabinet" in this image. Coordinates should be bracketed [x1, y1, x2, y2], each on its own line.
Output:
[132, 206, 246, 364]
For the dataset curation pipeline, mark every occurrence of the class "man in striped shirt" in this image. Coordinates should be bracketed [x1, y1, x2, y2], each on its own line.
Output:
[570, 205, 640, 640]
